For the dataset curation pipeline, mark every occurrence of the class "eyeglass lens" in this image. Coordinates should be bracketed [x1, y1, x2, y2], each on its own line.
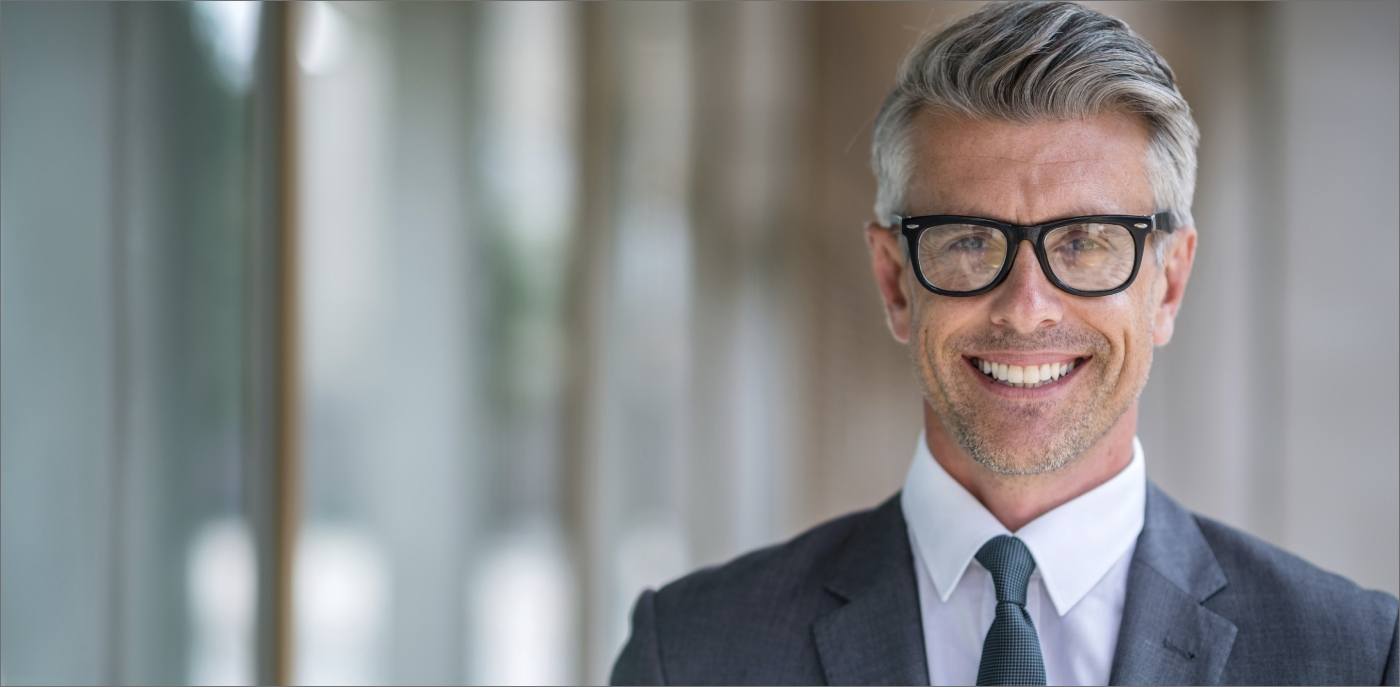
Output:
[916, 221, 1136, 293]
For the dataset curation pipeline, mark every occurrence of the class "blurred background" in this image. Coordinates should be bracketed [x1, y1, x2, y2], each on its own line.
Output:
[2, 1, 1397, 684]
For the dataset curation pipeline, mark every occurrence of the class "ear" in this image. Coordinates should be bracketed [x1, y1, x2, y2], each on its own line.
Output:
[1152, 225, 1197, 346]
[865, 221, 913, 344]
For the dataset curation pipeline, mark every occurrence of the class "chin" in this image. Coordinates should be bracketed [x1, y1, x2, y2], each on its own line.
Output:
[947, 409, 1096, 476]
[968, 447, 1076, 476]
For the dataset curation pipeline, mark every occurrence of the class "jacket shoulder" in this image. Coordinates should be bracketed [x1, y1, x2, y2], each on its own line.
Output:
[619, 498, 897, 685]
[1194, 514, 1399, 684]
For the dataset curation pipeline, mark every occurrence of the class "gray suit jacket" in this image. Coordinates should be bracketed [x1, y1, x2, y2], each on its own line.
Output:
[611, 483, 1398, 685]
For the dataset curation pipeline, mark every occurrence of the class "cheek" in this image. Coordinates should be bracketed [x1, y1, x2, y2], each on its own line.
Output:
[909, 301, 962, 384]
[1080, 296, 1155, 380]
[1114, 299, 1159, 378]
[912, 300, 958, 358]
[911, 304, 940, 369]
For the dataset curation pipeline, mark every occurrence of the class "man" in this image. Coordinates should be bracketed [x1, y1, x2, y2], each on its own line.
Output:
[611, 3, 1399, 685]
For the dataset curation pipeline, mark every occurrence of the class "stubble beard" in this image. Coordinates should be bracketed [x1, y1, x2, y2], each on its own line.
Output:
[915, 327, 1151, 476]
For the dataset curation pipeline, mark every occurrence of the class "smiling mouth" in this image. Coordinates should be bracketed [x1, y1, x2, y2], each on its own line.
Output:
[967, 356, 1089, 389]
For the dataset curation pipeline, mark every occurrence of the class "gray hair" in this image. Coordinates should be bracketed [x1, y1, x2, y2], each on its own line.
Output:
[871, 2, 1199, 259]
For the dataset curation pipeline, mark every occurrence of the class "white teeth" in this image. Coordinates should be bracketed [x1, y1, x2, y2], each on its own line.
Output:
[976, 358, 1079, 388]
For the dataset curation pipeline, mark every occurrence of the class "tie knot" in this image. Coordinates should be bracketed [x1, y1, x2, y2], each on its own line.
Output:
[976, 535, 1036, 606]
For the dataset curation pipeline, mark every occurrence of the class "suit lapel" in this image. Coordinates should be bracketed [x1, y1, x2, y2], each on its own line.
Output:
[812, 496, 929, 686]
[1110, 483, 1238, 685]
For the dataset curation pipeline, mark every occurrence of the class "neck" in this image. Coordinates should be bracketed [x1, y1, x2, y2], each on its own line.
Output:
[923, 401, 1138, 532]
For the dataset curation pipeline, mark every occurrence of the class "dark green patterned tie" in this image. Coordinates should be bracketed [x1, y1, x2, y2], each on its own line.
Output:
[975, 535, 1047, 686]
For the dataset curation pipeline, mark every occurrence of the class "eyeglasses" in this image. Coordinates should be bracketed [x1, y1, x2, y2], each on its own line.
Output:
[896, 211, 1175, 297]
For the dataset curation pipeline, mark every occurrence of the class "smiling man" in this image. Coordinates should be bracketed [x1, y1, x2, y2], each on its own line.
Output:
[611, 3, 1398, 685]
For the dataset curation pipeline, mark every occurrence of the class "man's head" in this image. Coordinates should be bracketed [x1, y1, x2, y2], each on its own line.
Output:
[865, 2, 1199, 476]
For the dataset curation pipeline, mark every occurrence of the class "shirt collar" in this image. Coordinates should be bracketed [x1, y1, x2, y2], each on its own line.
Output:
[900, 431, 1146, 617]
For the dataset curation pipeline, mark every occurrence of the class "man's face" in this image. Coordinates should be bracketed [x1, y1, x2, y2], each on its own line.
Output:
[867, 111, 1196, 475]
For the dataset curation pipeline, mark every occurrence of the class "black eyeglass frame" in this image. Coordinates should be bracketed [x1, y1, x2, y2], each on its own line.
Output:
[896, 211, 1175, 297]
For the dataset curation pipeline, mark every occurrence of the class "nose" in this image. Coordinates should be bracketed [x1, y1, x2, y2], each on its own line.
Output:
[987, 241, 1063, 334]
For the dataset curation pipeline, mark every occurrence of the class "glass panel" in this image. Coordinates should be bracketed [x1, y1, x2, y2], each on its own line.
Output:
[292, 3, 579, 684]
[464, 2, 579, 685]
[1, 3, 265, 684]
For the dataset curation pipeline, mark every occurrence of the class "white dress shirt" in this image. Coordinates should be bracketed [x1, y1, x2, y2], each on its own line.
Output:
[900, 432, 1146, 686]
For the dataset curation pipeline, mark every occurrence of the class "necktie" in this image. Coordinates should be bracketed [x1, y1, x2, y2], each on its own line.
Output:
[975, 535, 1047, 686]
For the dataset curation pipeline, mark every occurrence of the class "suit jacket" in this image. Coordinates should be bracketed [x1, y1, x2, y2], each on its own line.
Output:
[611, 483, 1399, 685]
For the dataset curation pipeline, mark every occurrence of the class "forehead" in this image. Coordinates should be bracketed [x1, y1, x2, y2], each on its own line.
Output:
[905, 110, 1155, 223]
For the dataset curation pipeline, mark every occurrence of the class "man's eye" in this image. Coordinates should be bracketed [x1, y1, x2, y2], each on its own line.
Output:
[1055, 233, 1108, 254]
[948, 236, 988, 252]
[1067, 237, 1103, 252]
